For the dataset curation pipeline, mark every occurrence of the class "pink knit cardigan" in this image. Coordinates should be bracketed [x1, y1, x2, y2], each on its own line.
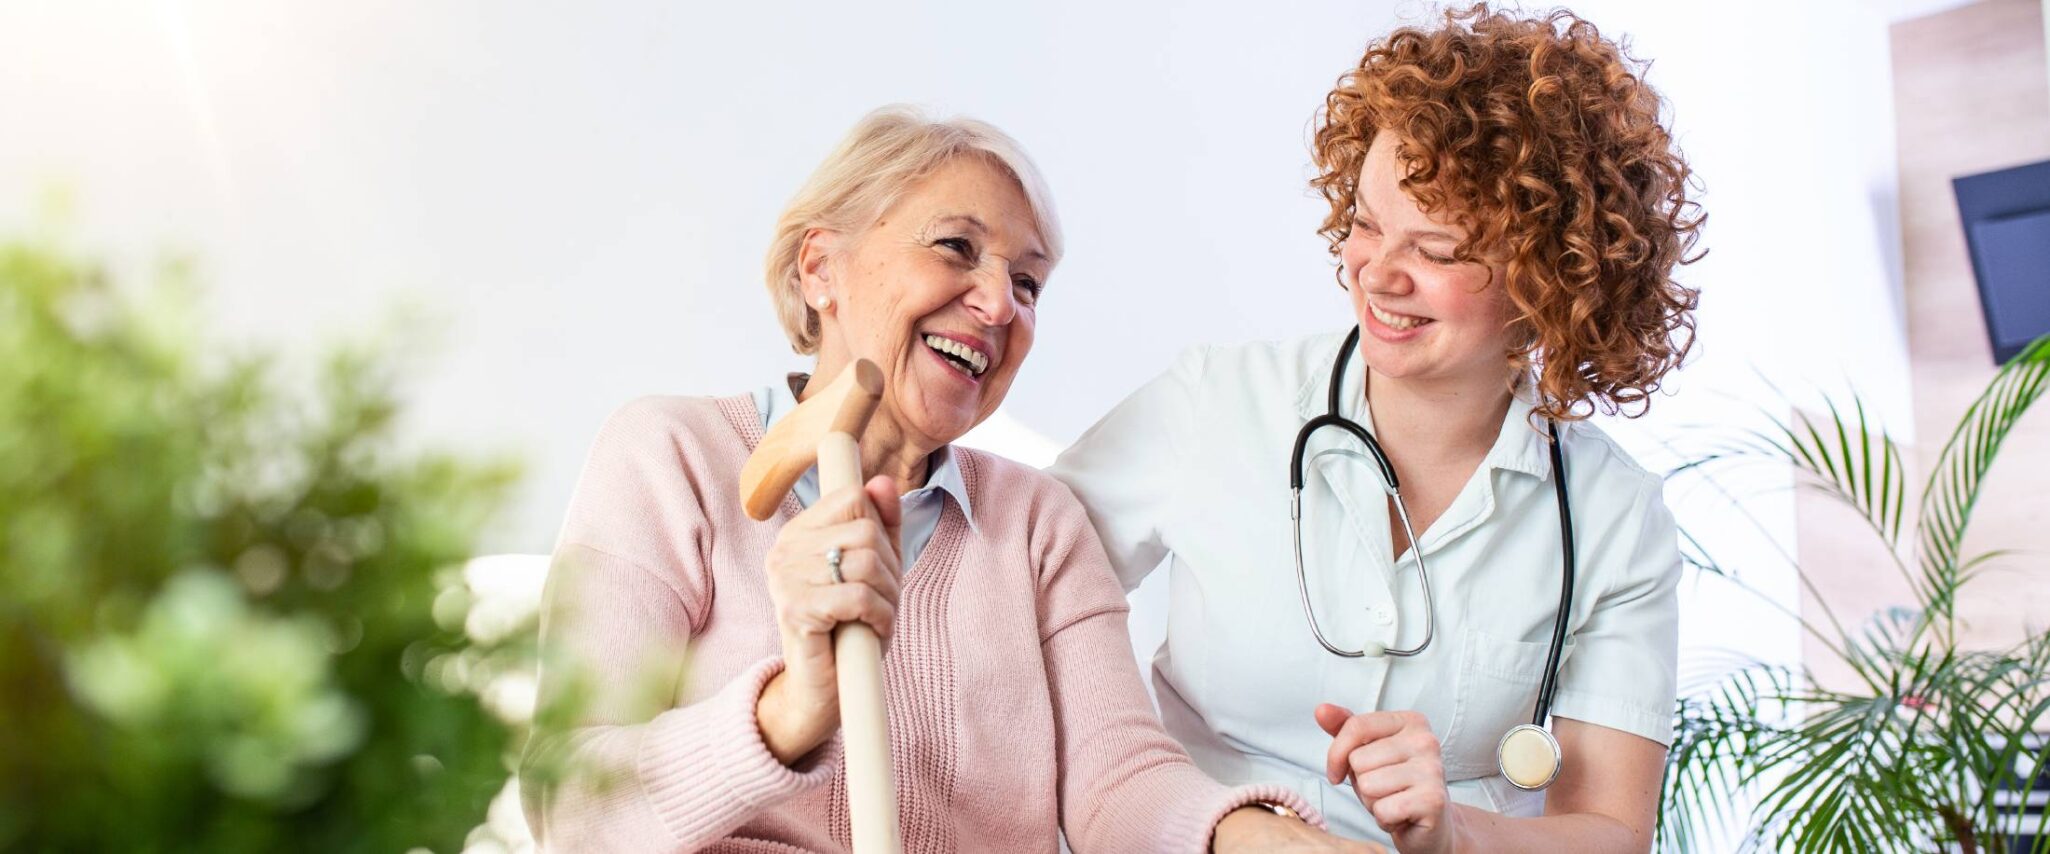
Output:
[519, 394, 1317, 853]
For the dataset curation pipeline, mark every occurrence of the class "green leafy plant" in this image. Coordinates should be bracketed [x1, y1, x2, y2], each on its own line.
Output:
[1658, 334, 2050, 853]
[0, 237, 533, 851]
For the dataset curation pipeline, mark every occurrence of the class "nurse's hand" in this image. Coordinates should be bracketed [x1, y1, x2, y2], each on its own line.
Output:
[756, 476, 904, 765]
[1316, 704, 1459, 854]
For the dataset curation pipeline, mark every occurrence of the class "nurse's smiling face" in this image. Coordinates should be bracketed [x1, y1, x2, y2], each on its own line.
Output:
[1339, 131, 1518, 387]
[802, 154, 1051, 451]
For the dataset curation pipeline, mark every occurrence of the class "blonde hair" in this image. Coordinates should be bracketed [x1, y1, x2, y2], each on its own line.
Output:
[764, 105, 1064, 354]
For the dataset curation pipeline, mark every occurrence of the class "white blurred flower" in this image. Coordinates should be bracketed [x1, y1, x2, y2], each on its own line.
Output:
[461, 554, 548, 646]
[461, 777, 536, 854]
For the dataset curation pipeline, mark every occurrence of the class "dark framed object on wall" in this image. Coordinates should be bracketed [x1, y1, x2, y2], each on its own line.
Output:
[1954, 158, 2050, 365]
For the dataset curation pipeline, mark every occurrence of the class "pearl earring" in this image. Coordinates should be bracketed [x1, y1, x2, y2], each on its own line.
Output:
[815, 295, 832, 310]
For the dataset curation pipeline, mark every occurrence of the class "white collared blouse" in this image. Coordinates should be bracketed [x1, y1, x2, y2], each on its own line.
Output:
[1047, 330, 1680, 841]
[755, 373, 976, 565]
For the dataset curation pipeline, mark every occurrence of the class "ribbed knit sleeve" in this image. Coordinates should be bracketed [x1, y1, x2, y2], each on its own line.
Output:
[520, 545, 838, 852]
[1035, 489, 1323, 852]
[519, 400, 835, 851]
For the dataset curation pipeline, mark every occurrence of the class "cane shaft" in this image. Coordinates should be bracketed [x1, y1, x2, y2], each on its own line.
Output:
[818, 431, 901, 854]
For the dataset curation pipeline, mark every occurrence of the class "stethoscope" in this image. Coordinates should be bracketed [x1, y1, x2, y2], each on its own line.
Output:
[1287, 326, 1577, 791]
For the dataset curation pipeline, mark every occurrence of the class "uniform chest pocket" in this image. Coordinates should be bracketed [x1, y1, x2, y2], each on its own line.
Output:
[1440, 628, 1572, 780]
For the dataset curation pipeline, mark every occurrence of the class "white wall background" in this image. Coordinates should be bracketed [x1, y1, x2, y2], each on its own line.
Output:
[2, 0, 1971, 843]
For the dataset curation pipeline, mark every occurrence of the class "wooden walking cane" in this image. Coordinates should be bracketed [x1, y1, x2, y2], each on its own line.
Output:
[737, 360, 902, 854]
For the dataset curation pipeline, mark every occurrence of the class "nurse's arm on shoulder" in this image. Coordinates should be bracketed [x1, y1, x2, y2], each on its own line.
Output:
[1314, 707, 1661, 854]
[1046, 346, 1207, 591]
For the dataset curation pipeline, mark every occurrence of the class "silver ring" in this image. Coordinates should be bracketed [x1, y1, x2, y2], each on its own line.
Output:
[825, 546, 844, 584]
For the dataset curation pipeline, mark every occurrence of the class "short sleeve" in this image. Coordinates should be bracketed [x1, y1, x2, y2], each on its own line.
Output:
[1549, 476, 1682, 746]
[1046, 346, 1207, 593]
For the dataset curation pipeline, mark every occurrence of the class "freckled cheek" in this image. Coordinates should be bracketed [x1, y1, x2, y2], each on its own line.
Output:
[1419, 270, 1497, 324]
[1339, 239, 1369, 287]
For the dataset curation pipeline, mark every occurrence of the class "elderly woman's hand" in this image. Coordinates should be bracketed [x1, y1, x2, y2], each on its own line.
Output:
[1213, 807, 1390, 853]
[755, 475, 904, 765]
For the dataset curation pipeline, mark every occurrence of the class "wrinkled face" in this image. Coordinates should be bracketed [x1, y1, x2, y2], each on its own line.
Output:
[803, 155, 1051, 449]
[1339, 131, 1517, 386]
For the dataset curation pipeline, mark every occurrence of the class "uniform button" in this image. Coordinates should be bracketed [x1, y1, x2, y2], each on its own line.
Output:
[1371, 607, 1394, 626]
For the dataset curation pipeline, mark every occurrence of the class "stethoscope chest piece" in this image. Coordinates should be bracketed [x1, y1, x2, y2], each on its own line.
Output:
[1497, 723, 1562, 790]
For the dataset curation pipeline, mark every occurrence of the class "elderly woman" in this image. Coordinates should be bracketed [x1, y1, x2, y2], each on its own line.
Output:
[1052, 6, 1700, 852]
[518, 107, 1363, 853]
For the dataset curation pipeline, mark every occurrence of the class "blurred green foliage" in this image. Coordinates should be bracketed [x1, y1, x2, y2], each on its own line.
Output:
[0, 237, 528, 851]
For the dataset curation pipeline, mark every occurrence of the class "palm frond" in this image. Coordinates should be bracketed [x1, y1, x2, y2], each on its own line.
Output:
[1660, 664, 1801, 853]
[1666, 390, 1923, 625]
[1782, 394, 1910, 547]
[1670, 390, 1912, 554]
[1917, 335, 2050, 633]
[1662, 333, 2050, 853]
[1673, 523, 1852, 662]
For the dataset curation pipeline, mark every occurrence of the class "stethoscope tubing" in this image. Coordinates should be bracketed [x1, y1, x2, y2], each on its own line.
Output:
[1533, 420, 1574, 726]
[1289, 327, 1575, 729]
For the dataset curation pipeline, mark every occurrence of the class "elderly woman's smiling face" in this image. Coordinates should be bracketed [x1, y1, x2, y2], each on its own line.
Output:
[801, 154, 1051, 450]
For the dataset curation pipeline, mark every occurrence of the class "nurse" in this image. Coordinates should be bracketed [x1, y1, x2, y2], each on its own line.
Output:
[1050, 6, 1701, 852]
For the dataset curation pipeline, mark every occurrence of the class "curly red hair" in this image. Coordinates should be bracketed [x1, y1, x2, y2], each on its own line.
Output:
[1311, 4, 1703, 421]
